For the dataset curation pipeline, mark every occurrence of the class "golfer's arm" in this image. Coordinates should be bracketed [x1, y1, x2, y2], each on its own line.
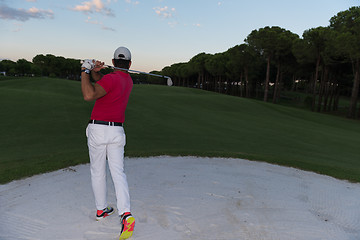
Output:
[81, 69, 106, 101]
[91, 71, 103, 82]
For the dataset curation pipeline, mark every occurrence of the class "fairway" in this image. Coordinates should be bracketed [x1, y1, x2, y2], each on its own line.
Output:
[1, 77, 360, 183]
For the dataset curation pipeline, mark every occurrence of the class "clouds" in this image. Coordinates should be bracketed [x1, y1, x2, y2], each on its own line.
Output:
[125, 0, 139, 5]
[71, 0, 114, 17]
[85, 16, 115, 31]
[153, 6, 175, 18]
[0, 0, 199, 33]
[0, 3, 53, 21]
[70, 0, 118, 31]
[153, 6, 178, 27]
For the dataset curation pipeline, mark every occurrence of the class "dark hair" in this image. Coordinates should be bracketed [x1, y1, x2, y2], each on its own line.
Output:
[113, 59, 131, 69]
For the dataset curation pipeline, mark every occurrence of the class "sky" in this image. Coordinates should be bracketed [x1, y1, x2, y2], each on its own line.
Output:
[0, 0, 359, 72]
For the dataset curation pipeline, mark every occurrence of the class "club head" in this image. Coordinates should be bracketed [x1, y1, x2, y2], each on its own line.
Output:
[167, 77, 173, 87]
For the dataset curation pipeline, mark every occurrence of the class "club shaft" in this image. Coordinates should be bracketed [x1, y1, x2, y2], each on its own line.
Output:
[105, 65, 170, 79]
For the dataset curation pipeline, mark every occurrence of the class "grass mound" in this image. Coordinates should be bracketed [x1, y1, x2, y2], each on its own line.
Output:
[1, 77, 360, 183]
[0, 78, 92, 183]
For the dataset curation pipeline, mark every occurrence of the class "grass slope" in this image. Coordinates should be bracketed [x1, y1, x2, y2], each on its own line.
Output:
[1, 77, 360, 183]
[0, 78, 92, 184]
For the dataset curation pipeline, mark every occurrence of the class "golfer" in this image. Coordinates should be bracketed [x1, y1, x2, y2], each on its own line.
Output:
[81, 46, 135, 239]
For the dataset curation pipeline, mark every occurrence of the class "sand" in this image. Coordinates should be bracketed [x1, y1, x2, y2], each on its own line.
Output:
[1, 156, 359, 240]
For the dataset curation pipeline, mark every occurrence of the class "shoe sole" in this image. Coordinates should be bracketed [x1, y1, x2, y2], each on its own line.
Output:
[119, 216, 135, 239]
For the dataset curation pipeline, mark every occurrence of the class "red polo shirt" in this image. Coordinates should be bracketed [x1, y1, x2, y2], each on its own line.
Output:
[90, 71, 133, 123]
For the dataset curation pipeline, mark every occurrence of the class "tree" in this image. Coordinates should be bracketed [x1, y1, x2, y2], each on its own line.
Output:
[272, 30, 299, 103]
[246, 26, 289, 102]
[33, 54, 81, 79]
[189, 53, 211, 89]
[0, 60, 16, 75]
[302, 27, 331, 111]
[226, 46, 244, 96]
[292, 37, 316, 92]
[32, 54, 49, 76]
[16, 59, 32, 76]
[226, 44, 260, 97]
[205, 53, 227, 93]
[147, 71, 168, 85]
[167, 63, 186, 86]
[330, 6, 360, 118]
[31, 64, 42, 76]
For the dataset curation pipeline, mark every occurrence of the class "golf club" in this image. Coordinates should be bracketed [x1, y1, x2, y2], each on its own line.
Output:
[105, 65, 173, 87]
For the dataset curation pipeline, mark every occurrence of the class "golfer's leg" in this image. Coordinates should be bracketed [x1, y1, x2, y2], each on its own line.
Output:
[87, 125, 108, 210]
[107, 127, 130, 215]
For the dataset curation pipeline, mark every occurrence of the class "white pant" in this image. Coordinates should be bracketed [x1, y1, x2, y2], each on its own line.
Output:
[86, 123, 130, 215]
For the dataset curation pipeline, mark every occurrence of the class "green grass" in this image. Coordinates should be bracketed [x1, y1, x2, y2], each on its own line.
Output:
[278, 91, 352, 117]
[1, 77, 360, 184]
[0, 77, 92, 184]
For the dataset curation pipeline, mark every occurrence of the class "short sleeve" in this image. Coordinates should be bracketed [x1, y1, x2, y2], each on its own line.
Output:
[96, 74, 112, 93]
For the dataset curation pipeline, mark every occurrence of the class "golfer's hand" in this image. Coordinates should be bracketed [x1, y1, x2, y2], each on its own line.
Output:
[93, 60, 104, 73]
[81, 59, 95, 70]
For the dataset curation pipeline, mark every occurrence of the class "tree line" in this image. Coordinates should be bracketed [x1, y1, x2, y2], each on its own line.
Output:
[0, 54, 81, 80]
[160, 7, 360, 119]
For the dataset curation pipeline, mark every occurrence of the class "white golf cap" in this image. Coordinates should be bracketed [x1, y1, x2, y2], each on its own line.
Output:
[114, 46, 131, 60]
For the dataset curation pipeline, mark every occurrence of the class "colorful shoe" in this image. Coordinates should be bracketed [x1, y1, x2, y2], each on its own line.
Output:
[119, 212, 135, 239]
[96, 207, 114, 221]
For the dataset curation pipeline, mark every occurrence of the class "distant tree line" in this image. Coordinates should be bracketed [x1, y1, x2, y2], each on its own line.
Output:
[160, 7, 360, 119]
[0, 54, 81, 80]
